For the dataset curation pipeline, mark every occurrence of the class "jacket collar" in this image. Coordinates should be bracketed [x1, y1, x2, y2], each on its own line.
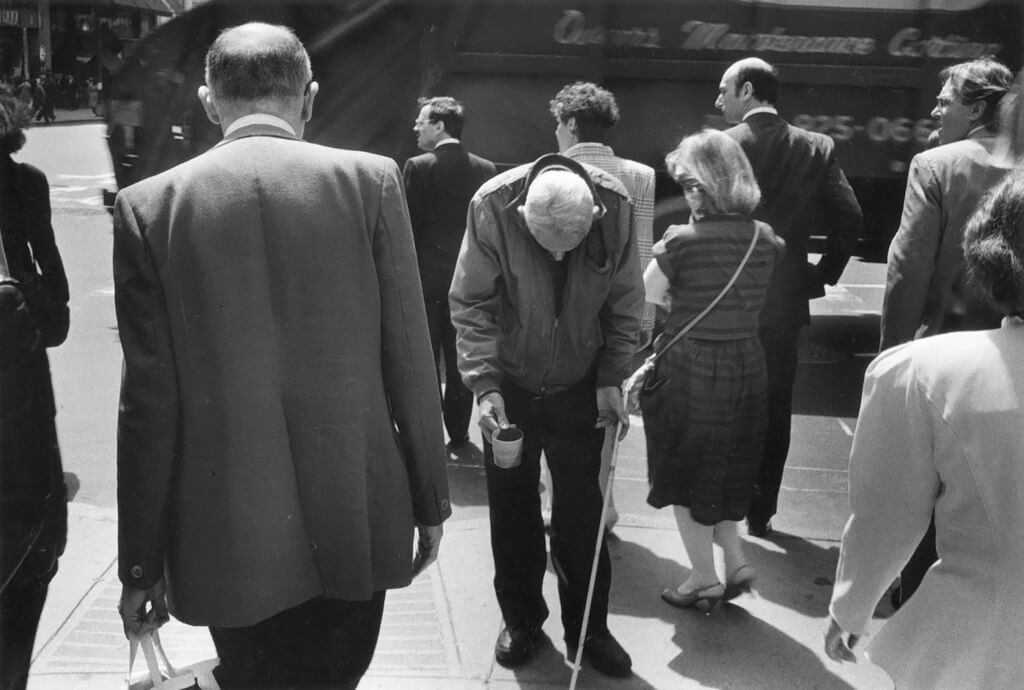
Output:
[504, 153, 608, 219]
[214, 123, 300, 150]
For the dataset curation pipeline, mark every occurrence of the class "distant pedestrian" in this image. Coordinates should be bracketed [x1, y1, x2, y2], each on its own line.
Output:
[0, 94, 71, 690]
[113, 23, 451, 689]
[637, 130, 783, 613]
[716, 57, 862, 537]
[403, 96, 495, 454]
[450, 156, 642, 678]
[547, 81, 655, 532]
[826, 167, 1024, 690]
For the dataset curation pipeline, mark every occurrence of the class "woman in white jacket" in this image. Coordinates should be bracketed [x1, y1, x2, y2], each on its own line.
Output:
[824, 168, 1024, 689]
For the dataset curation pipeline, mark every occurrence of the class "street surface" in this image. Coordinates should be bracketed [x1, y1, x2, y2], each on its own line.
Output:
[17, 119, 893, 689]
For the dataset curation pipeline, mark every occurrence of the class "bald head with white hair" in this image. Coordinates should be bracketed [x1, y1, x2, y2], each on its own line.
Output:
[716, 57, 780, 125]
[518, 168, 598, 261]
[197, 22, 319, 137]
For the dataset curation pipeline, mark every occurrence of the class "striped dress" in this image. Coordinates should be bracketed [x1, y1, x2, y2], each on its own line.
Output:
[641, 215, 782, 523]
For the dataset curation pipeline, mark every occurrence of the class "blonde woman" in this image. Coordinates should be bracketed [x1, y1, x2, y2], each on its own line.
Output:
[641, 130, 784, 611]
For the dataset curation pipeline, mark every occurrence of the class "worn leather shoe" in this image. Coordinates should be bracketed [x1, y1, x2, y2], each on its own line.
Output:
[495, 624, 541, 668]
[567, 630, 632, 678]
[746, 518, 773, 538]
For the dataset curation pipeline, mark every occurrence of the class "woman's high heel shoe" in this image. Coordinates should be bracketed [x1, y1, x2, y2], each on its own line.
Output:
[723, 564, 757, 601]
[661, 582, 725, 613]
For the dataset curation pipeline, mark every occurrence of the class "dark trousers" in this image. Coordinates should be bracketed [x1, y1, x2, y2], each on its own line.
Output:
[484, 378, 611, 645]
[210, 592, 386, 690]
[424, 296, 472, 443]
[748, 324, 802, 524]
[0, 570, 52, 690]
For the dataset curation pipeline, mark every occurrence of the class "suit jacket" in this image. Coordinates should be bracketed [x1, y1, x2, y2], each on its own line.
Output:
[563, 142, 656, 335]
[880, 133, 1007, 350]
[726, 113, 862, 326]
[113, 124, 451, 627]
[830, 319, 1024, 689]
[402, 141, 495, 299]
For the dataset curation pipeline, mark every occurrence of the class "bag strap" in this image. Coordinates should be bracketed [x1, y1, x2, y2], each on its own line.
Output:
[649, 221, 761, 366]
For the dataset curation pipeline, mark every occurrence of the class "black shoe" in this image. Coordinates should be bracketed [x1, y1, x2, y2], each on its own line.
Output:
[746, 518, 773, 538]
[445, 436, 470, 452]
[495, 624, 541, 668]
[567, 630, 632, 678]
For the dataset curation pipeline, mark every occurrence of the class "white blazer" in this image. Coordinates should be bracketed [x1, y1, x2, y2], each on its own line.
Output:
[830, 317, 1024, 689]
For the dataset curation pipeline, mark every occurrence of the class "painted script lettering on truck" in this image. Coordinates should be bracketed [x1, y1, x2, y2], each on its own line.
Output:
[552, 10, 1003, 61]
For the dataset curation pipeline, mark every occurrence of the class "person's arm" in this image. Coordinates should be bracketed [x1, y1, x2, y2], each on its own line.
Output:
[24, 165, 69, 346]
[880, 155, 939, 350]
[596, 195, 643, 388]
[448, 193, 506, 399]
[643, 258, 670, 307]
[401, 157, 425, 238]
[828, 348, 941, 638]
[812, 146, 863, 293]
[112, 191, 179, 616]
[375, 159, 450, 527]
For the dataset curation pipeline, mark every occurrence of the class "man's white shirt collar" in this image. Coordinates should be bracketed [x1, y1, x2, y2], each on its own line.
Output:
[743, 106, 779, 120]
[224, 114, 296, 137]
[434, 137, 460, 148]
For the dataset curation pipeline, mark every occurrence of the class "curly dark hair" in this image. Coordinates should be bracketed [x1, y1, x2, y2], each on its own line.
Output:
[964, 169, 1024, 316]
[0, 94, 31, 155]
[548, 81, 620, 143]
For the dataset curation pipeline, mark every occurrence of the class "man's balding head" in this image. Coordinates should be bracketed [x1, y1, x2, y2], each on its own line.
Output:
[717, 57, 779, 124]
[205, 23, 312, 103]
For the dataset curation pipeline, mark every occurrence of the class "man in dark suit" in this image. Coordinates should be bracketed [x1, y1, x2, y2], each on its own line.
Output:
[114, 23, 451, 689]
[404, 96, 495, 452]
[718, 57, 862, 537]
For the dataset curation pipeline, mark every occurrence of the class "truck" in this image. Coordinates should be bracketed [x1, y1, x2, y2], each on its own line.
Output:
[103, 0, 1023, 254]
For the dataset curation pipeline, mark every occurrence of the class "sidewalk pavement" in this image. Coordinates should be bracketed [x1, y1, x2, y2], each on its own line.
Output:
[28, 447, 894, 690]
[35, 107, 104, 127]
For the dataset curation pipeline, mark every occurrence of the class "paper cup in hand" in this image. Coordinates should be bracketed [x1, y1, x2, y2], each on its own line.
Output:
[491, 426, 524, 468]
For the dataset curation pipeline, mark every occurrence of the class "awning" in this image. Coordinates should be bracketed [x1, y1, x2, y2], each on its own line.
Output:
[109, 0, 177, 15]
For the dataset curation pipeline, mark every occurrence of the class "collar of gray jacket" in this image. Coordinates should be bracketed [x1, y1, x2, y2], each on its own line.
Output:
[506, 153, 608, 220]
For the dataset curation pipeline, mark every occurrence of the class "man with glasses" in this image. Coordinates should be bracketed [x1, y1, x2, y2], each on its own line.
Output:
[405, 97, 495, 453]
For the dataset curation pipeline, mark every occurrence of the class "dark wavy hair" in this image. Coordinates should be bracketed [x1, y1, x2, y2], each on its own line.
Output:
[549, 81, 620, 143]
[418, 96, 465, 138]
[941, 57, 1013, 130]
[0, 94, 31, 155]
[964, 169, 1024, 316]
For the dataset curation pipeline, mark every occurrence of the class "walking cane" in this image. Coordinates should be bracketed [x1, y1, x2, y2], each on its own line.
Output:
[569, 417, 623, 690]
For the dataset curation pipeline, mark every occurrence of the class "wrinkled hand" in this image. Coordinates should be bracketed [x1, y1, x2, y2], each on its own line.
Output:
[823, 617, 859, 663]
[412, 523, 443, 578]
[478, 391, 509, 441]
[623, 361, 654, 416]
[119, 579, 169, 639]
[595, 386, 629, 440]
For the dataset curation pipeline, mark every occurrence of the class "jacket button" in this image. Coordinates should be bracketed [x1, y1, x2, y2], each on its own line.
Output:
[130, 565, 144, 579]
[441, 498, 450, 511]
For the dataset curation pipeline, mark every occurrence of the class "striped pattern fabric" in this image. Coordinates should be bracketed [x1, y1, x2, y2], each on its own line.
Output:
[640, 216, 779, 523]
[655, 217, 778, 340]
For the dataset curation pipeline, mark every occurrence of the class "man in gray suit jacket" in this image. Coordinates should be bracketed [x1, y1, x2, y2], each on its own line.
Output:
[718, 58, 863, 537]
[880, 56, 1012, 609]
[114, 23, 451, 689]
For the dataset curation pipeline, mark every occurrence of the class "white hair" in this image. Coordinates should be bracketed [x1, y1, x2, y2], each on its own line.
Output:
[523, 169, 594, 253]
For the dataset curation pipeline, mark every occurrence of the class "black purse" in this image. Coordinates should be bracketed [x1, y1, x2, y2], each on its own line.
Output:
[0, 234, 41, 366]
[625, 222, 761, 412]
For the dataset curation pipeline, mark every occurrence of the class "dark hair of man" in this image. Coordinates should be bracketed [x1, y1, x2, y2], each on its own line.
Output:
[548, 81, 620, 143]
[940, 56, 1013, 130]
[205, 23, 312, 103]
[964, 169, 1024, 316]
[734, 61, 780, 105]
[0, 95, 30, 155]
[418, 96, 465, 139]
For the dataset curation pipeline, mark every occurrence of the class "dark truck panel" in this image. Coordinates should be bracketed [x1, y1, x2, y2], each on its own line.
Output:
[104, 0, 1022, 253]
